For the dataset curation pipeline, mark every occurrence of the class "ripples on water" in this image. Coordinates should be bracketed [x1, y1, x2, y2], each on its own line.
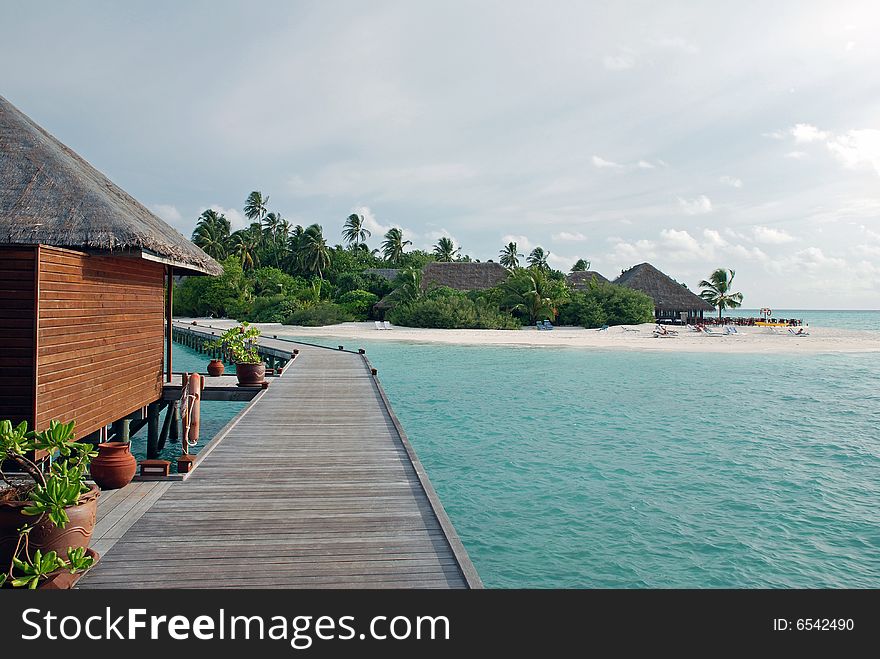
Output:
[356, 342, 880, 588]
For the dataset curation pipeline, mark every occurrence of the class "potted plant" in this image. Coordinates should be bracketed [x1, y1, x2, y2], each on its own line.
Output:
[213, 322, 266, 386]
[0, 419, 99, 588]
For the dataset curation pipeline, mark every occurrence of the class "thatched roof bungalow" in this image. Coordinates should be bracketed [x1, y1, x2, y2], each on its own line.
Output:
[421, 262, 508, 291]
[613, 262, 713, 322]
[566, 270, 610, 290]
[0, 95, 220, 443]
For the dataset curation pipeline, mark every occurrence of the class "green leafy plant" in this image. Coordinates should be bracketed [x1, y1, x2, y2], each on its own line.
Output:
[11, 549, 67, 589]
[211, 322, 262, 364]
[1, 419, 96, 589]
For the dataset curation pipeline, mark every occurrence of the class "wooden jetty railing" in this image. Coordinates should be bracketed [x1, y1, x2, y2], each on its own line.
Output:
[171, 324, 293, 371]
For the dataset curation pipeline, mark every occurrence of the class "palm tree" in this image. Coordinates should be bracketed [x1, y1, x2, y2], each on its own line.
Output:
[230, 229, 260, 270]
[499, 242, 523, 269]
[433, 237, 459, 262]
[191, 209, 231, 259]
[381, 227, 412, 263]
[244, 190, 269, 226]
[571, 258, 591, 272]
[699, 268, 744, 320]
[527, 247, 550, 271]
[501, 268, 555, 324]
[342, 213, 372, 248]
[262, 211, 285, 266]
[283, 224, 306, 272]
[299, 223, 331, 281]
[388, 267, 424, 305]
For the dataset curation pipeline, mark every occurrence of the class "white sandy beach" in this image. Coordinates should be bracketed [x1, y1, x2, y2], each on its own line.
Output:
[179, 319, 880, 354]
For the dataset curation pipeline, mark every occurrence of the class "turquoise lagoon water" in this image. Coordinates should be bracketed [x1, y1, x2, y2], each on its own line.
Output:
[721, 309, 880, 332]
[286, 335, 880, 588]
[129, 343, 246, 466]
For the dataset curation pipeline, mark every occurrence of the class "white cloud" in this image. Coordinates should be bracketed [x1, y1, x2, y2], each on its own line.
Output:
[752, 226, 796, 244]
[602, 51, 637, 70]
[501, 234, 533, 254]
[660, 228, 701, 254]
[649, 36, 700, 55]
[207, 204, 247, 230]
[552, 231, 586, 241]
[845, 40, 856, 52]
[637, 160, 655, 169]
[287, 162, 476, 199]
[826, 129, 880, 175]
[591, 155, 624, 169]
[607, 238, 657, 264]
[784, 151, 807, 159]
[150, 203, 182, 224]
[702, 228, 727, 248]
[791, 123, 829, 143]
[790, 247, 847, 271]
[762, 129, 787, 140]
[719, 175, 742, 188]
[351, 205, 418, 244]
[677, 195, 713, 215]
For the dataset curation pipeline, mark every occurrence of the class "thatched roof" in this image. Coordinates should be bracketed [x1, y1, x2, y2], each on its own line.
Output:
[363, 268, 400, 281]
[566, 270, 610, 290]
[0, 95, 221, 275]
[614, 262, 714, 311]
[421, 262, 509, 291]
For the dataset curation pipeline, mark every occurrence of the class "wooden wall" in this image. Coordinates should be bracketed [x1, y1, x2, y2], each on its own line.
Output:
[36, 246, 165, 437]
[0, 247, 36, 427]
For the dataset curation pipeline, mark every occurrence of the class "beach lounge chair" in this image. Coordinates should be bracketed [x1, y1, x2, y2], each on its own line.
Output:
[383, 321, 393, 330]
[788, 327, 810, 336]
[542, 320, 554, 330]
[622, 326, 640, 332]
[686, 324, 701, 333]
[374, 321, 384, 330]
[597, 324, 609, 332]
[536, 322, 544, 331]
[703, 327, 724, 336]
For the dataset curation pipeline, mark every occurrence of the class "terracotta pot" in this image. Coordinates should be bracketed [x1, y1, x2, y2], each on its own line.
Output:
[38, 548, 100, 589]
[236, 362, 266, 386]
[90, 442, 137, 490]
[207, 359, 225, 377]
[0, 484, 99, 568]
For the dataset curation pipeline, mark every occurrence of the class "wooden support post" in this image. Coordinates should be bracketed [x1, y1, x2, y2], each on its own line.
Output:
[146, 401, 161, 459]
[170, 401, 180, 441]
[111, 418, 131, 443]
[158, 402, 173, 451]
[166, 266, 173, 383]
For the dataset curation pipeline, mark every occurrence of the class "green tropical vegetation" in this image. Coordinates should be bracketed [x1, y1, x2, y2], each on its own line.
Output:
[699, 267, 744, 320]
[1, 419, 97, 588]
[178, 190, 680, 329]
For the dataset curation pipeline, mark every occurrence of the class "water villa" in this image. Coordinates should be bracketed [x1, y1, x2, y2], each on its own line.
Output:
[0, 94, 220, 441]
[614, 262, 714, 323]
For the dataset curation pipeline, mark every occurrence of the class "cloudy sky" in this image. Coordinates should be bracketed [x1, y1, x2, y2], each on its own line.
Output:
[3, 0, 879, 307]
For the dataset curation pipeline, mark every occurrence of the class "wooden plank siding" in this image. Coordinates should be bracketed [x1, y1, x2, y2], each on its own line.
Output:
[35, 246, 165, 436]
[0, 246, 36, 426]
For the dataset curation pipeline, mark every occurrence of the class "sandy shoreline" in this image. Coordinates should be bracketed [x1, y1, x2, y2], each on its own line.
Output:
[178, 319, 880, 355]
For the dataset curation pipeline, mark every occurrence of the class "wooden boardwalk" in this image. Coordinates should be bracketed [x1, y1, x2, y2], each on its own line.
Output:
[78, 329, 480, 588]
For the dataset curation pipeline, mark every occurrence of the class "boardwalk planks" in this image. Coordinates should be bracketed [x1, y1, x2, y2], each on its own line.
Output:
[78, 328, 481, 589]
